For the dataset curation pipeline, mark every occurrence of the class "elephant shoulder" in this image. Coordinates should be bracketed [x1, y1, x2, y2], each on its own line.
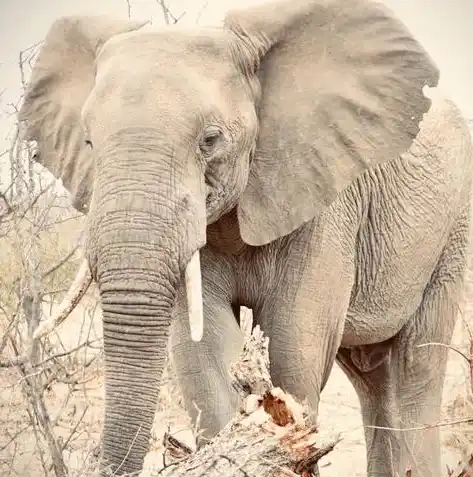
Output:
[413, 87, 471, 149]
[402, 86, 473, 182]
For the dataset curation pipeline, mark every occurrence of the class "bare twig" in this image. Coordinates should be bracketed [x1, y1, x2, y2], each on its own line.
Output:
[33, 259, 93, 340]
[195, 1, 209, 24]
[156, 0, 186, 25]
[417, 342, 471, 364]
[366, 417, 473, 433]
[42, 244, 80, 279]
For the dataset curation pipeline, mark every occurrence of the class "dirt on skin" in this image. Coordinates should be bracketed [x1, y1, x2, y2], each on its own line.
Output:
[1, 281, 472, 477]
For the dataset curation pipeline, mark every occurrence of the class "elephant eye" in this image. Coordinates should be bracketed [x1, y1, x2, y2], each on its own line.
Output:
[85, 139, 93, 149]
[200, 126, 223, 157]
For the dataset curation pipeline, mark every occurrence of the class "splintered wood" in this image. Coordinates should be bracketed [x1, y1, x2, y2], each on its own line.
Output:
[153, 326, 340, 477]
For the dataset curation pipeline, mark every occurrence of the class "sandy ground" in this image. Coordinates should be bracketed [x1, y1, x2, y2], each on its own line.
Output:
[1, 287, 472, 476]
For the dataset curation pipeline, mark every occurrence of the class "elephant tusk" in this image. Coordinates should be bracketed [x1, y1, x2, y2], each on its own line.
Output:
[33, 258, 92, 340]
[185, 250, 204, 342]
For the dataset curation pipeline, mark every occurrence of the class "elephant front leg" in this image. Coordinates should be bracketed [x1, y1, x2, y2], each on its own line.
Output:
[169, 252, 243, 443]
[255, 219, 356, 422]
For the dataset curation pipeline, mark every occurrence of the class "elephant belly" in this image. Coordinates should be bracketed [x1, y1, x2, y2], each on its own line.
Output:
[341, 154, 469, 346]
[342, 305, 420, 346]
[342, 205, 452, 347]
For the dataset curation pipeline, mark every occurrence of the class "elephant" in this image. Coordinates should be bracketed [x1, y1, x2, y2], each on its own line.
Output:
[18, 0, 473, 475]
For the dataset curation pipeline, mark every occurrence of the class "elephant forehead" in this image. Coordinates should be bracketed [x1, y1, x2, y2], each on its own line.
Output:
[98, 27, 238, 82]
[90, 28, 252, 128]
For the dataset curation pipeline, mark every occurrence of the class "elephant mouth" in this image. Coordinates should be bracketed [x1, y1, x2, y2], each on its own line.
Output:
[32, 251, 205, 342]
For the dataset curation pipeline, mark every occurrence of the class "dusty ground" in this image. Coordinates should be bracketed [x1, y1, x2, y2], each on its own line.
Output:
[1, 281, 472, 476]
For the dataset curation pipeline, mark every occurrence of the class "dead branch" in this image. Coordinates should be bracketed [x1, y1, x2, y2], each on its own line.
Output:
[125, 0, 132, 18]
[7, 337, 68, 477]
[1, 258, 93, 367]
[42, 244, 80, 280]
[147, 326, 340, 477]
[0, 337, 100, 370]
[33, 258, 92, 340]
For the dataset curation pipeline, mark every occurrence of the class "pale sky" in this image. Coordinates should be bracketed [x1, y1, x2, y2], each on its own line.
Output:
[0, 0, 472, 186]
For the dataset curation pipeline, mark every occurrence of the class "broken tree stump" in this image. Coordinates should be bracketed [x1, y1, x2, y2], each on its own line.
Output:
[151, 326, 340, 477]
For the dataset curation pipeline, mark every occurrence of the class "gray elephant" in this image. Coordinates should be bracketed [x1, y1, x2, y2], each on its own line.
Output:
[19, 0, 472, 475]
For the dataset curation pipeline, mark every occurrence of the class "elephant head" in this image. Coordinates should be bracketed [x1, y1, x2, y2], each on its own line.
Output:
[19, 0, 438, 474]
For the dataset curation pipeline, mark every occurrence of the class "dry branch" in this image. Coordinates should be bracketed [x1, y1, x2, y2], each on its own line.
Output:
[33, 258, 92, 340]
[149, 326, 340, 477]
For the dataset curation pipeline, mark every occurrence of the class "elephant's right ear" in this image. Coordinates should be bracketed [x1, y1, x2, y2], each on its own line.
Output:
[18, 16, 147, 213]
[226, 0, 439, 246]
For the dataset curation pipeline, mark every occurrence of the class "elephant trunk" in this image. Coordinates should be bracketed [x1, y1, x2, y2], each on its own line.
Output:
[100, 264, 174, 474]
[86, 128, 206, 475]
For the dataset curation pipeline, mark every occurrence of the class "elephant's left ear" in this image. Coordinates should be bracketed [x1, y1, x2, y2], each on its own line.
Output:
[225, 0, 439, 246]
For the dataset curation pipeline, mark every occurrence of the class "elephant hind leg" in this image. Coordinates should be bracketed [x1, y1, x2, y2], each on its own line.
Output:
[338, 287, 457, 477]
[337, 344, 401, 475]
[338, 209, 470, 477]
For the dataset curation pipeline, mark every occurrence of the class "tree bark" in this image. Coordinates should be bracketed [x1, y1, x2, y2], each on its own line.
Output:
[148, 326, 340, 477]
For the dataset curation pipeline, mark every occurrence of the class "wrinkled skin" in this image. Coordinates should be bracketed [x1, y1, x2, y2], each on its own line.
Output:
[19, 0, 472, 475]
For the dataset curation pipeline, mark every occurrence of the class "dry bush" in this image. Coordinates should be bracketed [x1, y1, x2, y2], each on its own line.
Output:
[0, 44, 104, 477]
[0, 162, 104, 477]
